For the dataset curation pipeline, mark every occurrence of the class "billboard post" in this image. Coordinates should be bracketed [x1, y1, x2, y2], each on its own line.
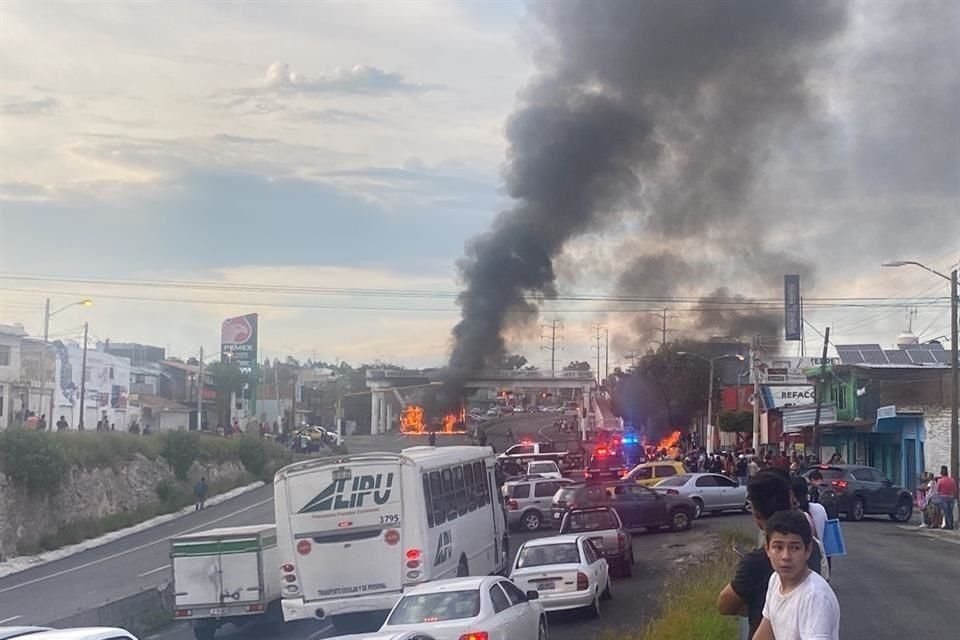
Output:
[784, 275, 802, 341]
[221, 314, 259, 422]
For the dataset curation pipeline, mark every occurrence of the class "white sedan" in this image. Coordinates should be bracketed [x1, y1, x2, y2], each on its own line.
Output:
[651, 473, 748, 518]
[509, 535, 611, 618]
[377, 576, 547, 640]
[328, 634, 438, 640]
[526, 460, 563, 480]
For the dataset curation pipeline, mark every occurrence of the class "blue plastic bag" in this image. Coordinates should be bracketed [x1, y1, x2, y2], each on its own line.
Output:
[822, 518, 847, 557]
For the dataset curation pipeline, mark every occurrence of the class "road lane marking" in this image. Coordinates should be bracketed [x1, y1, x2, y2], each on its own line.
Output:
[0, 496, 274, 594]
[537, 424, 557, 442]
[137, 565, 170, 578]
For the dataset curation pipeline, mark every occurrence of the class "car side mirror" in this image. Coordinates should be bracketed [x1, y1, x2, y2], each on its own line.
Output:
[526, 590, 539, 600]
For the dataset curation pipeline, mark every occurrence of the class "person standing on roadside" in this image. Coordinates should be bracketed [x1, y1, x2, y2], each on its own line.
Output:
[752, 510, 840, 640]
[717, 472, 794, 638]
[736, 455, 749, 486]
[936, 466, 958, 530]
[194, 477, 208, 511]
[56, 415, 68, 431]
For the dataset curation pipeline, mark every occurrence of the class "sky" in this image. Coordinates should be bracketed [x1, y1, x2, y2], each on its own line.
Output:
[0, 0, 957, 370]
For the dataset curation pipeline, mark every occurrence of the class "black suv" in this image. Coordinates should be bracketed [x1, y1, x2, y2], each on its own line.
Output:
[584, 447, 628, 481]
[551, 480, 695, 533]
[803, 464, 913, 522]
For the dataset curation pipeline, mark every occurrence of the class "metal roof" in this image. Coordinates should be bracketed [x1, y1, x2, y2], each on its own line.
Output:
[835, 343, 949, 368]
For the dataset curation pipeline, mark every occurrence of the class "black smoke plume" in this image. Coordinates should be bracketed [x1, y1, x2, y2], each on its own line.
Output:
[450, 1, 849, 370]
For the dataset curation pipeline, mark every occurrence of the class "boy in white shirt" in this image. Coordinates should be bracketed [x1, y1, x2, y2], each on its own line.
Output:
[753, 510, 840, 640]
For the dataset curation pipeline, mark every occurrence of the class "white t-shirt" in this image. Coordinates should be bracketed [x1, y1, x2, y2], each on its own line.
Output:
[762, 570, 840, 640]
[808, 503, 828, 544]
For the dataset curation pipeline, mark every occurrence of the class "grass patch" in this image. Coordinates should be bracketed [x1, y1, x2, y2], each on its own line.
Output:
[15, 475, 253, 556]
[599, 533, 751, 640]
[135, 608, 175, 635]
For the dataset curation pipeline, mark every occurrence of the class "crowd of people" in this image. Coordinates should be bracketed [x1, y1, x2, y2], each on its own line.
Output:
[674, 446, 831, 487]
[918, 466, 958, 530]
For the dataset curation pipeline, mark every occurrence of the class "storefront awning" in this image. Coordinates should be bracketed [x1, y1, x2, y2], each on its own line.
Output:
[782, 403, 837, 433]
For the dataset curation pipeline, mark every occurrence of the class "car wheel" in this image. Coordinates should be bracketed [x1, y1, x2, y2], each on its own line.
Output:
[522, 511, 543, 531]
[601, 576, 613, 600]
[670, 509, 692, 532]
[692, 498, 704, 519]
[585, 593, 601, 619]
[849, 497, 865, 522]
[538, 616, 549, 640]
[890, 498, 913, 522]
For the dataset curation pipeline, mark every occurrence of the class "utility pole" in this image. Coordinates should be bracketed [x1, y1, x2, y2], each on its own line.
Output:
[951, 268, 958, 483]
[592, 324, 604, 387]
[541, 319, 562, 376]
[197, 346, 204, 431]
[604, 327, 610, 382]
[812, 327, 831, 460]
[43, 298, 52, 426]
[78, 322, 89, 430]
[751, 334, 761, 453]
[648, 309, 678, 347]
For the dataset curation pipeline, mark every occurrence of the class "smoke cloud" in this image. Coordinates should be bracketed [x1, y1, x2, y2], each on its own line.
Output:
[449, 1, 850, 370]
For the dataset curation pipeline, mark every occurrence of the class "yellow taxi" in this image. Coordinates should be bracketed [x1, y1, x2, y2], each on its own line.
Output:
[624, 460, 687, 486]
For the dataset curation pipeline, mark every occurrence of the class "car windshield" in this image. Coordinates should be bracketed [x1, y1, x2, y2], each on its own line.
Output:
[517, 543, 581, 567]
[562, 510, 618, 532]
[528, 462, 557, 473]
[590, 452, 626, 468]
[655, 475, 690, 487]
[387, 590, 481, 625]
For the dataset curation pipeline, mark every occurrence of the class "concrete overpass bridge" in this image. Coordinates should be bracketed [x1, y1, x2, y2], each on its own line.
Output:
[365, 368, 597, 434]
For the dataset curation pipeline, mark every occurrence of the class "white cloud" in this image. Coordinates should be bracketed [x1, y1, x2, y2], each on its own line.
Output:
[0, 95, 58, 115]
[260, 61, 434, 95]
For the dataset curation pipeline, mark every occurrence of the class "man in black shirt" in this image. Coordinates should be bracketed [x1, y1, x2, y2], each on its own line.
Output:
[717, 472, 793, 638]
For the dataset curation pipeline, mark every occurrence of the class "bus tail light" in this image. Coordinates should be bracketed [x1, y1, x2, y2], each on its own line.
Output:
[406, 548, 423, 570]
[576, 572, 589, 591]
[296, 540, 312, 556]
[282, 563, 295, 573]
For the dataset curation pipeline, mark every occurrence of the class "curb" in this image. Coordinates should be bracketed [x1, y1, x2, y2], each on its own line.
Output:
[0, 481, 265, 579]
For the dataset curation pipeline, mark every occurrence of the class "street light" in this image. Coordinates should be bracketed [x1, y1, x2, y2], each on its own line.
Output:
[42, 298, 94, 429]
[677, 352, 745, 455]
[882, 260, 959, 483]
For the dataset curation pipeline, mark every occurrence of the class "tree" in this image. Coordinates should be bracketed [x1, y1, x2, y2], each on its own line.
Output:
[207, 362, 253, 427]
[718, 410, 753, 433]
[495, 354, 528, 370]
[563, 361, 591, 371]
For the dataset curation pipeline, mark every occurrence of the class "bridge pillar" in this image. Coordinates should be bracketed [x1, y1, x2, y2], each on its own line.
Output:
[386, 401, 394, 433]
[379, 393, 388, 434]
[371, 391, 381, 435]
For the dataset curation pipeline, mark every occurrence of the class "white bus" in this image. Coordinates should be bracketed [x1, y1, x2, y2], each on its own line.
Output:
[273, 446, 508, 628]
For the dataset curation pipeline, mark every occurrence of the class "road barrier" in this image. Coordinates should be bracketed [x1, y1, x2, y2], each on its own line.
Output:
[47, 581, 174, 634]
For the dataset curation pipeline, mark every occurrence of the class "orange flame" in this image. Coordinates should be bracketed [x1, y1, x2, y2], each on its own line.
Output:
[655, 430, 683, 452]
[400, 405, 425, 434]
[441, 408, 467, 434]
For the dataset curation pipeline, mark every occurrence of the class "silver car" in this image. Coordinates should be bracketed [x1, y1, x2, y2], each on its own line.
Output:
[504, 476, 573, 531]
[651, 473, 748, 519]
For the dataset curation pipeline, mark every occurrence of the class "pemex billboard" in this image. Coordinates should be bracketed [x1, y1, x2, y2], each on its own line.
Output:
[221, 313, 258, 373]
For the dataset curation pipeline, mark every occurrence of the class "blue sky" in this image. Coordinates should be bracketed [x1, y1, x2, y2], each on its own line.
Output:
[0, 1, 956, 368]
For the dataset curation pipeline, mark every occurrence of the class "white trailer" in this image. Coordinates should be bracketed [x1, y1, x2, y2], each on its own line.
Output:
[170, 524, 280, 640]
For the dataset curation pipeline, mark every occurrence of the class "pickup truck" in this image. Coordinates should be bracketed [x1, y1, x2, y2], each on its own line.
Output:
[497, 441, 586, 472]
[171, 524, 281, 640]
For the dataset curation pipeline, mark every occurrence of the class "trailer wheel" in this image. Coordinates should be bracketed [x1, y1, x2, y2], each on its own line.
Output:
[192, 620, 217, 640]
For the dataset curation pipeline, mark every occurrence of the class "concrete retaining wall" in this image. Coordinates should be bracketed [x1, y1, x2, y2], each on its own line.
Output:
[48, 582, 174, 633]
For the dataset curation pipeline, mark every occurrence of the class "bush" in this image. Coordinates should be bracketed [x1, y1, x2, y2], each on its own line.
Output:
[57, 432, 161, 468]
[0, 429, 67, 495]
[237, 435, 268, 478]
[160, 431, 200, 480]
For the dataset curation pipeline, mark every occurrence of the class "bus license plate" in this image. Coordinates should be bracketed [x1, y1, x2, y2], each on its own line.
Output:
[209, 607, 228, 616]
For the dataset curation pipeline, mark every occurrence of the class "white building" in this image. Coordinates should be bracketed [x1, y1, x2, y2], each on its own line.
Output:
[51, 340, 131, 430]
[0, 324, 27, 428]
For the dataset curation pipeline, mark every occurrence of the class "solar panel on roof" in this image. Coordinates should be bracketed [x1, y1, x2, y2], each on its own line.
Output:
[863, 350, 889, 365]
[908, 350, 935, 364]
[836, 348, 865, 364]
[885, 350, 910, 365]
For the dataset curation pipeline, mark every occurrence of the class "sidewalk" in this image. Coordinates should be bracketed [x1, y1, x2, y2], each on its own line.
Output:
[897, 523, 960, 545]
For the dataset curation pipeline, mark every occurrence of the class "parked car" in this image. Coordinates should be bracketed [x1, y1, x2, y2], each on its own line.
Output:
[624, 461, 686, 486]
[504, 477, 573, 531]
[377, 576, 547, 640]
[803, 465, 913, 522]
[510, 535, 611, 619]
[526, 460, 563, 480]
[328, 634, 439, 640]
[552, 481, 695, 534]
[0, 629, 53, 640]
[651, 473, 748, 519]
[6, 630, 139, 640]
[558, 507, 634, 576]
[584, 447, 628, 481]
